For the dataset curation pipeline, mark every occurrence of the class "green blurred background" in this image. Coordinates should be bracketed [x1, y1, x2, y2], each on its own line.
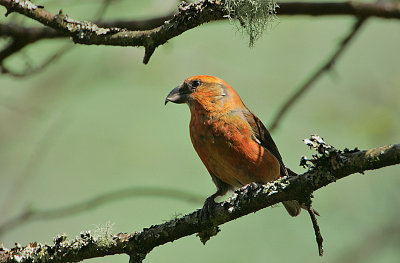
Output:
[1, 0, 400, 262]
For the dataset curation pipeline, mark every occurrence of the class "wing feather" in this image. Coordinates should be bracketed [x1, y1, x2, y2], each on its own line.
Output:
[241, 108, 301, 216]
[243, 108, 288, 177]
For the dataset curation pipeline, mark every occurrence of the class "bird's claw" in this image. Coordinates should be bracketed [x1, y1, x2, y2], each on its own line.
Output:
[200, 196, 216, 225]
[248, 182, 259, 191]
[243, 182, 260, 195]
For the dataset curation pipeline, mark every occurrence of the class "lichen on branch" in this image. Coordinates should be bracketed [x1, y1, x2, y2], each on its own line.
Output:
[224, 0, 278, 46]
[1, 0, 400, 64]
[1, 137, 399, 263]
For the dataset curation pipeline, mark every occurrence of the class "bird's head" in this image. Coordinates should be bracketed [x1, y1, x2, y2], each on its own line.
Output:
[165, 75, 243, 113]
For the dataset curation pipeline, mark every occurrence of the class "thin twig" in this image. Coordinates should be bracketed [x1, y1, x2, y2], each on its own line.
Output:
[1, 44, 72, 77]
[269, 18, 367, 132]
[0, 187, 203, 237]
[307, 206, 323, 256]
[0, 38, 30, 63]
[0, 0, 114, 76]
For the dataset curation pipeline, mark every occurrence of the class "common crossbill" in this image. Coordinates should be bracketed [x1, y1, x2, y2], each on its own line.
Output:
[165, 75, 301, 217]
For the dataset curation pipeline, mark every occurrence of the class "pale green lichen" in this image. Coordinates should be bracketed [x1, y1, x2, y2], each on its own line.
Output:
[224, 0, 278, 46]
[94, 221, 115, 247]
[15, 0, 38, 10]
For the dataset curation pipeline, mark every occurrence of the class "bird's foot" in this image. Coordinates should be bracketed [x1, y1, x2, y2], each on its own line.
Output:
[198, 196, 220, 244]
[242, 182, 261, 196]
[247, 182, 260, 191]
[200, 196, 216, 225]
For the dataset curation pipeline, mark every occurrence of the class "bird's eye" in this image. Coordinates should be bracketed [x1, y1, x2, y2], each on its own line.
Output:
[191, 80, 201, 89]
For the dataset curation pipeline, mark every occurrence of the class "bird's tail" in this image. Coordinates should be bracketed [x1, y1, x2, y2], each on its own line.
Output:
[282, 167, 319, 217]
[282, 167, 302, 217]
[283, 200, 302, 217]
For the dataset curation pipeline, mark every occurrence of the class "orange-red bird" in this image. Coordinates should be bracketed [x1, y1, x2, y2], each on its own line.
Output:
[165, 75, 301, 217]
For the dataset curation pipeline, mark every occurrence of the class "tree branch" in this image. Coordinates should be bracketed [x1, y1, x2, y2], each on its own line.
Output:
[0, 13, 176, 40]
[0, 38, 30, 62]
[278, 1, 400, 18]
[0, 0, 225, 64]
[1, 138, 399, 263]
[1, 1, 400, 64]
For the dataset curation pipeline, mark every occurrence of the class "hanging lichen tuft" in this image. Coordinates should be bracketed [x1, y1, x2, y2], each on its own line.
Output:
[224, 0, 278, 46]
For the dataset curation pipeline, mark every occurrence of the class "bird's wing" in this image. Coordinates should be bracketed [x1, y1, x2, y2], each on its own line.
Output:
[243, 108, 288, 177]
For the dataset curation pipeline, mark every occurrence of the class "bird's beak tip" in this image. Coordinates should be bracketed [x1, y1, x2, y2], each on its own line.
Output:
[165, 85, 187, 105]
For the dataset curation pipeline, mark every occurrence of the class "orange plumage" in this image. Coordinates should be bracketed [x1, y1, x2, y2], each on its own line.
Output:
[166, 75, 301, 217]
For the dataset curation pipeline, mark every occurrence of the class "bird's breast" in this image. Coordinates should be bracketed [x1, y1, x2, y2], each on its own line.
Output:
[189, 112, 280, 187]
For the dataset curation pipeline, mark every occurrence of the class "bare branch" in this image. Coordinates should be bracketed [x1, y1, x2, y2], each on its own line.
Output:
[278, 1, 400, 18]
[0, 0, 120, 75]
[1, 1, 400, 64]
[268, 18, 366, 132]
[307, 206, 323, 256]
[1, 44, 72, 77]
[0, 13, 175, 40]
[1, 139, 399, 263]
[0, 38, 28, 63]
[0, 187, 203, 237]
[0, 0, 225, 64]
[0, 23, 64, 40]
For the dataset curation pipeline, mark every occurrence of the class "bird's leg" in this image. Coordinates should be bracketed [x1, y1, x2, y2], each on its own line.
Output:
[200, 175, 231, 224]
[201, 191, 222, 224]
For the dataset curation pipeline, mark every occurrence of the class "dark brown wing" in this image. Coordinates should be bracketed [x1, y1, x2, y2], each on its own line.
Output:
[243, 108, 288, 177]
[243, 108, 302, 217]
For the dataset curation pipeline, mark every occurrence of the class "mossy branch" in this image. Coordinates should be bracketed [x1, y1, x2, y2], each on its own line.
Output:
[1, 137, 399, 263]
[1, 0, 400, 64]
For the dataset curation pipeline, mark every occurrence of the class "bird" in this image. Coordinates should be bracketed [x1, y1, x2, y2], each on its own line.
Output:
[165, 75, 301, 218]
